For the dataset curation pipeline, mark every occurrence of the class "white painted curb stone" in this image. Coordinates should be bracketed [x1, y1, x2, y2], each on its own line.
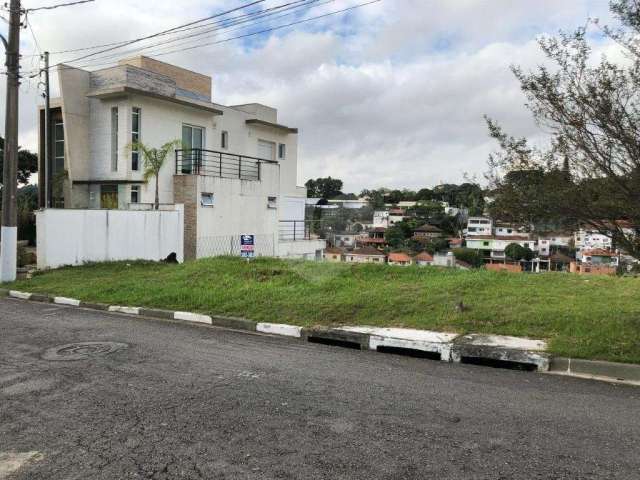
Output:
[257, 323, 303, 338]
[108, 306, 140, 315]
[53, 297, 81, 307]
[456, 334, 547, 351]
[174, 311, 212, 325]
[338, 326, 459, 361]
[9, 290, 31, 300]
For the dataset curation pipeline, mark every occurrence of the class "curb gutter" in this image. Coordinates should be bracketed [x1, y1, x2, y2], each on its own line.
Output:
[1, 289, 638, 386]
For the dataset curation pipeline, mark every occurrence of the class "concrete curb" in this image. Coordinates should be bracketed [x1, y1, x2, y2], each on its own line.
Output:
[3, 291, 639, 386]
[303, 327, 370, 350]
[451, 334, 550, 372]
[257, 323, 302, 338]
[548, 357, 640, 385]
[338, 327, 458, 361]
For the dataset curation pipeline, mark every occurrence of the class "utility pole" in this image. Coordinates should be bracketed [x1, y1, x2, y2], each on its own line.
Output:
[43, 51, 50, 208]
[1, 0, 21, 282]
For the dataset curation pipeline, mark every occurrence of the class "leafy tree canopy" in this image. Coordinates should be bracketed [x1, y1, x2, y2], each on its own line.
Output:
[0, 136, 38, 186]
[305, 177, 344, 199]
[486, 0, 640, 258]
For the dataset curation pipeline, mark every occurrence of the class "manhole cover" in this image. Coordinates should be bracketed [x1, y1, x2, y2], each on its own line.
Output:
[42, 342, 128, 361]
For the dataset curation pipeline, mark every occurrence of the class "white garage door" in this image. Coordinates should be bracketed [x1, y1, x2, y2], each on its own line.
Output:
[257, 139, 276, 161]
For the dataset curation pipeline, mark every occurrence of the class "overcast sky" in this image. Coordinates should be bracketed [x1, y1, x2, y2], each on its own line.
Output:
[1, 0, 615, 193]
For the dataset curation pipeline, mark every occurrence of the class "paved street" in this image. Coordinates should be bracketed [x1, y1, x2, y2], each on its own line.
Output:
[1, 298, 639, 479]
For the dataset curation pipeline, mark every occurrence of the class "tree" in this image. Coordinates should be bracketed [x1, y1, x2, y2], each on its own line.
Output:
[360, 188, 386, 209]
[486, 0, 640, 259]
[128, 140, 182, 210]
[452, 248, 484, 268]
[305, 177, 343, 199]
[505, 243, 534, 262]
[0, 136, 38, 186]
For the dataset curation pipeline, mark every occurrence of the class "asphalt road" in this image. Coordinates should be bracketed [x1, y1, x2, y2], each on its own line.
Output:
[1, 298, 639, 479]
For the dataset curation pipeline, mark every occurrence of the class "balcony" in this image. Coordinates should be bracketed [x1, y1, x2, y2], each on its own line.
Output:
[279, 220, 324, 241]
[175, 149, 277, 181]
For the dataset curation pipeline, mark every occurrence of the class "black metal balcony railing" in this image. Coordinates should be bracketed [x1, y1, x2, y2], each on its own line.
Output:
[175, 149, 277, 181]
[279, 220, 324, 241]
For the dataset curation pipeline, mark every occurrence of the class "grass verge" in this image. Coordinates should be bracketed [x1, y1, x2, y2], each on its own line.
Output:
[6, 257, 640, 363]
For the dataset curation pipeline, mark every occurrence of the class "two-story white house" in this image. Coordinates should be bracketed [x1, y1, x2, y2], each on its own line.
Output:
[465, 217, 493, 236]
[38, 56, 324, 260]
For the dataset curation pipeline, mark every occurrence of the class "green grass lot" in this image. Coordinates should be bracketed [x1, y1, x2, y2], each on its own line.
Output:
[6, 257, 640, 363]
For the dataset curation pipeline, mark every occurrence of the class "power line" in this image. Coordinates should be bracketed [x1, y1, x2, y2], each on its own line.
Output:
[26, 0, 94, 12]
[52, 0, 266, 67]
[146, 0, 381, 59]
[39, 0, 314, 58]
[20, 0, 380, 76]
[53, 0, 326, 68]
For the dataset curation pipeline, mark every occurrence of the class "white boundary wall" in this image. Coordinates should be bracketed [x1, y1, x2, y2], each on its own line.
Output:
[36, 206, 184, 269]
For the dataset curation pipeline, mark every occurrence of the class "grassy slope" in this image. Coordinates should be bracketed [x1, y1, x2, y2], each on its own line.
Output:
[7, 257, 640, 363]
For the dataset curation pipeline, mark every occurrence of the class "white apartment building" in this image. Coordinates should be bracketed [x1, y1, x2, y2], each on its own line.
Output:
[465, 217, 493, 236]
[494, 223, 527, 237]
[38, 56, 324, 261]
[373, 210, 389, 228]
[466, 235, 536, 261]
[574, 229, 612, 259]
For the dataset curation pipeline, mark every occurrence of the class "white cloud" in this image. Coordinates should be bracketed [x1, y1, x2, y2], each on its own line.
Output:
[1, 0, 617, 192]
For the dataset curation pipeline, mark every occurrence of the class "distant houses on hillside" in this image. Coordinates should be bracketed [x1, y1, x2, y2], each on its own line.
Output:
[318, 200, 631, 275]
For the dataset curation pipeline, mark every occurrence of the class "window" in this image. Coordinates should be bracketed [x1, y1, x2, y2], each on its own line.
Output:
[111, 107, 118, 172]
[53, 121, 64, 174]
[221, 130, 228, 149]
[278, 143, 286, 159]
[483, 241, 489, 247]
[267, 196, 277, 209]
[257, 139, 276, 161]
[201, 192, 214, 207]
[130, 185, 139, 204]
[131, 107, 141, 171]
[182, 124, 205, 174]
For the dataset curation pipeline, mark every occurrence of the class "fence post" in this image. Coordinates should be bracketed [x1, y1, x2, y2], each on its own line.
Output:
[293, 221, 297, 241]
[219, 152, 223, 177]
[175, 150, 179, 174]
[239, 156, 242, 179]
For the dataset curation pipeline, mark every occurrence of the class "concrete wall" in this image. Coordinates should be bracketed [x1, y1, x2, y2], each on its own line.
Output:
[194, 165, 280, 259]
[277, 239, 326, 260]
[36, 207, 184, 269]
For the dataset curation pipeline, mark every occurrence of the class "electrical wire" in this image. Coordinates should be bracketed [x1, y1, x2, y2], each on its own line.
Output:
[26, 0, 95, 12]
[20, 0, 380, 75]
[49, 0, 327, 67]
[52, 0, 266, 67]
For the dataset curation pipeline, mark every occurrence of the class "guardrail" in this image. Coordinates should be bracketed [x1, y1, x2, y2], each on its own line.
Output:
[279, 220, 324, 241]
[175, 149, 277, 181]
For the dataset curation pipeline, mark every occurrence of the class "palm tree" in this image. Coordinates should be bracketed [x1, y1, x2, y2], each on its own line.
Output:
[127, 140, 182, 210]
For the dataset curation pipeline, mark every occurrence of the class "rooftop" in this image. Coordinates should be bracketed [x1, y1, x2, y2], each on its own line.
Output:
[583, 248, 616, 257]
[414, 252, 434, 262]
[388, 252, 412, 262]
[349, 246, 387, 257]
[415, 224, 442, 233]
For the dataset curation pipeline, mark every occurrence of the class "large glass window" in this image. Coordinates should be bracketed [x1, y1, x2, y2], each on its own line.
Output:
[111, 107, 118, 172]
[131, 107, 141, 171]
[181, 124, 204, 174]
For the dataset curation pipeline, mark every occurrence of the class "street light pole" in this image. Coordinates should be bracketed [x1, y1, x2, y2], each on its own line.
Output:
[1, 0, 21, 282]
